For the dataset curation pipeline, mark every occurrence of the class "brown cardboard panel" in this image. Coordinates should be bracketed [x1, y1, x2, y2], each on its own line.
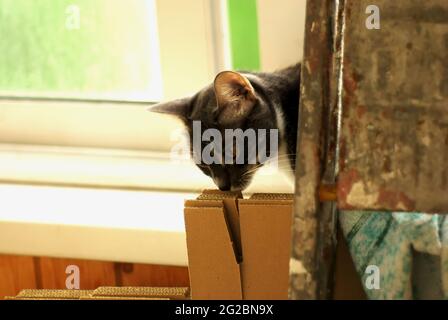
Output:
[184, 203, 242, 300]
[184, 198, 241, 261]
[238, 195, 293, 300]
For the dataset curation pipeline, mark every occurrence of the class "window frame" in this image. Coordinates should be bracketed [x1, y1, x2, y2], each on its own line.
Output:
[0, 0, 294, 194]
[0, 0, 225, 146]
[0, 0, 229, 190]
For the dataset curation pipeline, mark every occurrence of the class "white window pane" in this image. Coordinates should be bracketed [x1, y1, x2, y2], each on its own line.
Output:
[0, 0, 162, 101]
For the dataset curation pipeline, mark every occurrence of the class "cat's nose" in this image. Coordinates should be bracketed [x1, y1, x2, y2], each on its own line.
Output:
[218, 181, 231, 191]
[214, 176, 231, 191]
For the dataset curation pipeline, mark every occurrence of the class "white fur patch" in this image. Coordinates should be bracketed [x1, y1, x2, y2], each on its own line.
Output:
[243, 72, 294, 182]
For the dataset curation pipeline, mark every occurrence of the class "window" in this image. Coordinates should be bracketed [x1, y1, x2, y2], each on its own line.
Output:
[0, 0, 304, 193]
[0, 0, 162, 101]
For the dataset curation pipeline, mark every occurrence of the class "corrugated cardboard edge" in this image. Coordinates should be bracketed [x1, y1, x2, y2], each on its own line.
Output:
[14, 289, 93, 300]
[91, 286, 189, 299]
[249, 193, 294, 201]
[9, 287, 189, 300]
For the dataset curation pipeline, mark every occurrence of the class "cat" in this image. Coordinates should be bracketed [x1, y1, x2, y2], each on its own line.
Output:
[150, 63, 300, 191]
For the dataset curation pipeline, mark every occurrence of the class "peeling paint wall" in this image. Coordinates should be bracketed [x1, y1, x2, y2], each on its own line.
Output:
[338, 0, 448, 213]
[291, 0, 448, 300]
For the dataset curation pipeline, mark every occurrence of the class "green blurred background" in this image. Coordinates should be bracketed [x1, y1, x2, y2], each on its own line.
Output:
[0, 0, 154, 96]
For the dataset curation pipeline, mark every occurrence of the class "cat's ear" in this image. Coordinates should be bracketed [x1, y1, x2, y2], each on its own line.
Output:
[147, 98, 191, 119]
[214, 71, 257, 127]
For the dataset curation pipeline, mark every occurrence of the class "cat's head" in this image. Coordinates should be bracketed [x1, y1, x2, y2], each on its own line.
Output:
[149, 71, 279, 191]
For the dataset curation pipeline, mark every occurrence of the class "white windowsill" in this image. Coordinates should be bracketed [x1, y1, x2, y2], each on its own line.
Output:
[0, 144, 293, 265]
[0, 183, 193, 266]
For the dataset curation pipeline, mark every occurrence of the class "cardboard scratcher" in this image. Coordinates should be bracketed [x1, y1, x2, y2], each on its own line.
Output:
[5, 287, 190, 300]
[184, 190, 293, 300]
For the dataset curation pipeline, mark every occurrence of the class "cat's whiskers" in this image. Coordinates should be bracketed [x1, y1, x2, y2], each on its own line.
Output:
[241, 160, 294, 177]
[275, 154, 296, 159]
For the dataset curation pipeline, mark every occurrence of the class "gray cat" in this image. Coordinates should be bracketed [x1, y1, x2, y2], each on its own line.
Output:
[150, 63, 300, 191]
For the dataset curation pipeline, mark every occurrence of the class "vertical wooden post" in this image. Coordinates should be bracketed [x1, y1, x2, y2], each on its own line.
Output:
[289, 0, 345, 299]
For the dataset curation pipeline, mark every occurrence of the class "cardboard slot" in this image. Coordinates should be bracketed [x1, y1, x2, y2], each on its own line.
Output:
[197, 190, 243, 260]
[184, 191, 293, 300]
